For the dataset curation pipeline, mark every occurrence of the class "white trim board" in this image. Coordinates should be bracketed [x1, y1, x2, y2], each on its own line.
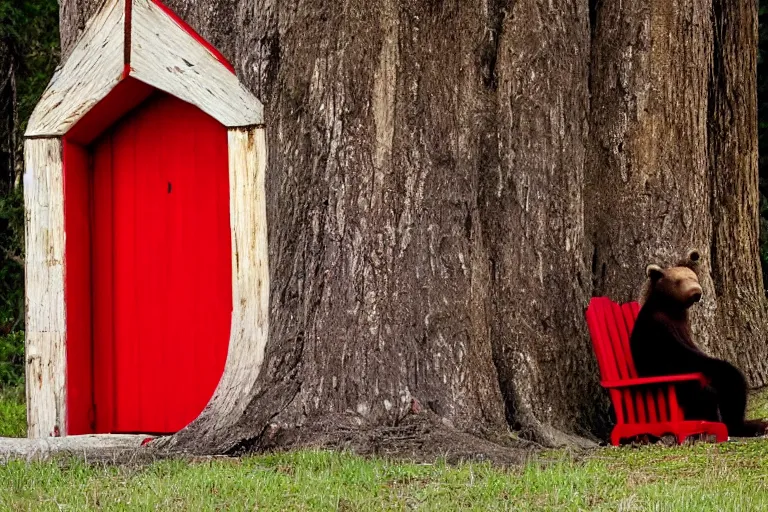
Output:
[25, 0, 263, 138]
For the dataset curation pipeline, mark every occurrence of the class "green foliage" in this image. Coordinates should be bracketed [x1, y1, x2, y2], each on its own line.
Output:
[0, 189, 24, 325]
[0, 331, 24, 388]
[0, 0, 60, 132]
[0, 0, 59, 387]
[0, 191, 24, 386]
[0, 386, 25, 437]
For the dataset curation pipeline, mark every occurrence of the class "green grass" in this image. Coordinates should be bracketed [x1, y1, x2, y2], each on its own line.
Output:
[0, 387, 25, 438]
[0, 389, 766, 510]
[748, 386, 768, 420]
[0, 445, 767, 511]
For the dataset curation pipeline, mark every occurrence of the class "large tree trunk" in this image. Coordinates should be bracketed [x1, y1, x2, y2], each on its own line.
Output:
[486, 0, 602, 446]
[586, 0, 714, 302]
[708, 0, 768, 385]
[203, 0, 519, 458]
[56, 0, 768, 457]
[587, 0, 768, 387]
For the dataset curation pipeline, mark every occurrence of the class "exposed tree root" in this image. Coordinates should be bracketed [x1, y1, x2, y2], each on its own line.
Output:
[514, 414, 600, 450]
[221, 412, 537, 466]
[150, 396, 599, 465]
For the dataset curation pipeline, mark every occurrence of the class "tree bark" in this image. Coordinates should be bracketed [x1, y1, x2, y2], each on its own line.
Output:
[708, 0, 768, 386]
[485, 0, 602, 445]
[587, 0, 714, 305]
[54, 0, 768, 456]
[158, 0, 523, 460]
[59, 0, 103, 59]
[587, 0, 768, 386]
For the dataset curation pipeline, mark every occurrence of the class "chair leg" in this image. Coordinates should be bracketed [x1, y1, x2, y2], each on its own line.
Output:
[708, 422, 728, 443]
[610, 421, 728, 446]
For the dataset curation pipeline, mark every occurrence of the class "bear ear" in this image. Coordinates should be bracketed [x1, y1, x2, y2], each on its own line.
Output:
[646, 264, 664, 280]
[677, 249, 702, 272]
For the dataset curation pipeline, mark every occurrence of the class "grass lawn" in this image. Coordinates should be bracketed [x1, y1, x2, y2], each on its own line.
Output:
[0, 389, 767, 511]
[0, 387, 25, 438]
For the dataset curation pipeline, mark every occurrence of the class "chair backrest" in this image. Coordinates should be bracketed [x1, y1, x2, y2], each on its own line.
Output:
[585, 297, 678, 426]
[585, 297, 640, 383]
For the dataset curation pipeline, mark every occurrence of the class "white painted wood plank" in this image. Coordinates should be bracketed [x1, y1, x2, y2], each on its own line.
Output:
[25, 0, 124, 137]
[198, 127, 269, 426]
[23, 139, 67, 439]
[130, 0, 264, 127]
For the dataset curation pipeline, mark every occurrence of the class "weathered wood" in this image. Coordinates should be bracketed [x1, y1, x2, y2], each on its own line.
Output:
[0, 435, 151, 463]
[23, 138, 67, 439]
[130, 0, 263, 127]
[220, 127, 270, 414]
[28, 0, 263, 139]
[25, 0, 124, 137]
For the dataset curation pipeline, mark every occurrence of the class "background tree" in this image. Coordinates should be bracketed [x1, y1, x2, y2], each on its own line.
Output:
[588, 0, 768, 384]
[0, 0, 58, 387]
[759, 1, 768, 283]
[8, 0, 766, 457]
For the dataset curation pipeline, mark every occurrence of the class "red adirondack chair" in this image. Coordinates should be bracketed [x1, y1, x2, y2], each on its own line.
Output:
[585, 297, 728, 446]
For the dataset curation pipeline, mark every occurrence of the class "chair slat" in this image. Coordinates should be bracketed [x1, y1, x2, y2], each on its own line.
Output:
[586, 300, 619, 382]
[587, 298, 635, 423]
[604, 302, 631, 380]
[606, 302, 640, 424]
[586, 302, 629, 425]
[645, 390, 658, 423]
[620, 302, 640, 378]
[656, 388, 668, 422]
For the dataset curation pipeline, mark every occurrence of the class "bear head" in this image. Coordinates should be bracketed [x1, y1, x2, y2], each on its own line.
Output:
[640, 249, 703, 309]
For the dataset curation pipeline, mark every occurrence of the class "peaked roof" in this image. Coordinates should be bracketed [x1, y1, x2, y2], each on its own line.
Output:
[26, 0, 264, 138]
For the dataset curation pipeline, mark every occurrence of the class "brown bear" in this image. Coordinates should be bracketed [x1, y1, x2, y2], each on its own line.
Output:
[629, 249, 768, 437]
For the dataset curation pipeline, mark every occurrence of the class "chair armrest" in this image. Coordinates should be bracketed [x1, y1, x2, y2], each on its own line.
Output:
[601, 372, 707, 389]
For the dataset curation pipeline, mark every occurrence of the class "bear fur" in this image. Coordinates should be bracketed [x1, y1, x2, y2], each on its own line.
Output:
[629, 249, 768, 437]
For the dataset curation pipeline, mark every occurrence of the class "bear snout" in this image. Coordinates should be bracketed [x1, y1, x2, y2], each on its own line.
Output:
[686, 284, 703, 305]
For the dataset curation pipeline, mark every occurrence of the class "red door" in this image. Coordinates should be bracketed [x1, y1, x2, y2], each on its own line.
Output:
[90, 93, 232, 433]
